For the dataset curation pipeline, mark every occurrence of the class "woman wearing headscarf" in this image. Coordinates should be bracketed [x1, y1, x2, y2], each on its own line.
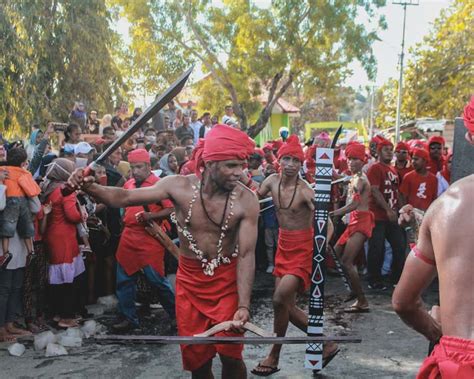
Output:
[158, 153, 179, 177]
[26, 129, 43, 160]
[28, 123, 55, 177]
[41, 158, 85, 328]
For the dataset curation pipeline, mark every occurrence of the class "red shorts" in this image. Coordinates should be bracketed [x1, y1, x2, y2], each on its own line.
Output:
[336, 210, 374, 247]
[176, 256, 243, 371]
[273, 228, 313, 292]
[417, 336, 474, 379]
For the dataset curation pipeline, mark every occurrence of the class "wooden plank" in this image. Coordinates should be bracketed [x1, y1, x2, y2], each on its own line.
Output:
[94, 335, 361, 345]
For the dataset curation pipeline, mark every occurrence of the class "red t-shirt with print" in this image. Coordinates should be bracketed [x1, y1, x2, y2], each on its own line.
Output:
[400, 170, 438, 211]
[367, 162, 400, 221]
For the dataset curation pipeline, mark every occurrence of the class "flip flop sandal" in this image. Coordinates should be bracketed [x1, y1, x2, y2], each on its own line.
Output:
[251, 363, 281, 377]
[323, 348, 341, 368]
[343, 293, 357, 303]
[0, 252, 12, 269]
[343, 305, 370, 313]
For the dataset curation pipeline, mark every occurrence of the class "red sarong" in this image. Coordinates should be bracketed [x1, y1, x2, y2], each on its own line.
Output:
[336, 210, 375, 247]
[176, 255, 243, 371]
[273, 228, 313, 292]
[417, 336, 474, 379]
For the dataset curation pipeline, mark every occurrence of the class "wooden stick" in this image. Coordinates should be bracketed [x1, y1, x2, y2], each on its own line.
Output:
[95, 335, 361, 345]
[194, 321, 275, 338]
[145, 221, 181, 259]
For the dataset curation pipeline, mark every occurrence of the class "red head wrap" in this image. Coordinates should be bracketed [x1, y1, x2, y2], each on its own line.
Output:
[263, 142, 273, 152]
[128, 148, 150, 163]
[412, 148, 429, 161]
[428, 135, 445, 147]
[345, 142, 366, 161]
[463, 95, 474, 134]
[376, 137, 394, 151]
[272, 140, 284, 154]
[277, 135, 304, 162]
[395, 141, 410, 152]
[195, 125, 255, 177]
[370, 135, 385, 147]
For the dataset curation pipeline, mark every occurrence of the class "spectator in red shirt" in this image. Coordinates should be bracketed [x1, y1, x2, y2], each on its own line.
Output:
[367, 138, 406, 290]
[112, 149, 176, 331]
[399, 148, 437, 212]
[427, 136, 446, 175]
[394, 141, 413, 183]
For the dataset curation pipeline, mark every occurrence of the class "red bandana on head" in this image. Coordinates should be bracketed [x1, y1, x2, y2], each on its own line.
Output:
[195, 124, 255, 177]
[412, 147, 429, 161]
[277, 135, 304, 162]
[395, 141, 410, 152]
[376, 137, 394, 152]
[128, 148, 150, 163]
[345, 142, 366, 162]
[428, 135, 445, 147]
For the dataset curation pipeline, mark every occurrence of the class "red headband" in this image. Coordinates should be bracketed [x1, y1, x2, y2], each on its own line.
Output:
[277, 135, 304, 162]
[376, 137, 394, 151]
[412, 148, 429, 161]
[428, 136, 445, 147]
[128, 148, 150, 163]
[345, 142, 366, 161]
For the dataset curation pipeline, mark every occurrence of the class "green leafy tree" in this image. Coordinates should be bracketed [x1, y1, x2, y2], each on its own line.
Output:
[114, 0, 386, 137]
[377, 0, 473, 127]
[0, 0, 126, 135]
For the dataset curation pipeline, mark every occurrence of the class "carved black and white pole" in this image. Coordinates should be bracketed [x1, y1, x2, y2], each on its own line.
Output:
[305, 147, 334, 370]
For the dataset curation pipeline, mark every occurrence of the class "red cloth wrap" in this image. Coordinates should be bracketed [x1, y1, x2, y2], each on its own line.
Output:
[176, 255, 242, 371]
[273, 228, 313, 292]
[272, 140, 283, 153]
[376, 137, 394, 151]
[395, 141, 410, 152]
[463, 95, 474, 134]
[277, 135, 304, 162]
[417, 336, 474, 379]
[345, 142, 366, 161]
[196, 125, 255, 177]
[428, 135, 445, 147]
[127, 148, 150, 163]
[412, 147, 429, 161]
[336, 210, 375, 247]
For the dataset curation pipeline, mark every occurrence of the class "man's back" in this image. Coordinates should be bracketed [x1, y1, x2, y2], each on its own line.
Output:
[421, 175, 474, 339]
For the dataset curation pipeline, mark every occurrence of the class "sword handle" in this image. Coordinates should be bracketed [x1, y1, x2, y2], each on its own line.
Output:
[60, 165, 95, 197]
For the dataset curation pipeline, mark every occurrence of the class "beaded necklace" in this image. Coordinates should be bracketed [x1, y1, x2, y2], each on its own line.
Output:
[170, 181, 238, 276]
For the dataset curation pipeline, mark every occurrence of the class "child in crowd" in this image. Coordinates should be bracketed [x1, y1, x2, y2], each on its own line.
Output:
[0, 148, 41, 267]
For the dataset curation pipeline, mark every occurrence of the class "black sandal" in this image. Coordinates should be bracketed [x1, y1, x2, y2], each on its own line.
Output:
[0, 252, 12, 269]
[251, 363, 281, 377]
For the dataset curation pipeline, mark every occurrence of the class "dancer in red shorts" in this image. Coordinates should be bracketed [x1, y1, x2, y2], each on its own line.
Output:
[253, 135, 338, 376]
[330, 142, 374, 313]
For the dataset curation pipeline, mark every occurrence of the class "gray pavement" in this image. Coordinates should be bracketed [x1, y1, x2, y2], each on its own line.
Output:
[0, 272, 436, 378]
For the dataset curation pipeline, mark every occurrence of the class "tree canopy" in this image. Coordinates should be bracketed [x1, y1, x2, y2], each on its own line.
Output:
[114, 0, 387, 137]
[0, 0, 125, 136]
[376, 0, 473, 128]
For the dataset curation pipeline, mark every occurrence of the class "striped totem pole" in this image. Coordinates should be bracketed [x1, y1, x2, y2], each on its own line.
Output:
[305, 147, 334, 370]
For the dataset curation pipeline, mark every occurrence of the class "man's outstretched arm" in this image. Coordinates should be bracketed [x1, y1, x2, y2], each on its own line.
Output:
[68, 169, 177, 208]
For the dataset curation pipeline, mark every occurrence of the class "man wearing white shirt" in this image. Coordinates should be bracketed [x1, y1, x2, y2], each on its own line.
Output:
[189, 110, 202, 145]
[199, 113, 213, 139]
[222, 105, 237, 127]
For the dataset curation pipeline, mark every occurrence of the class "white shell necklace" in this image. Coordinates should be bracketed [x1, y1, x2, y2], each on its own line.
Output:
[170, 181, 238, 276]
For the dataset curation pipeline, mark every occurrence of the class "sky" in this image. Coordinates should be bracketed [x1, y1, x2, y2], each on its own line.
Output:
[346, 0, 453, 89]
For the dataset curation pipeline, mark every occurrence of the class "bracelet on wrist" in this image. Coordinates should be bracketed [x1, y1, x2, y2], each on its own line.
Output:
[238, 305, 250, 313]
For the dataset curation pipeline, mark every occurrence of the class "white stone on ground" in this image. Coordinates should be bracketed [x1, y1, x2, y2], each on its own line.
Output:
[34, 331, 56, 351]
[45, 343, 68, 357]
[8, 343, 26, 357]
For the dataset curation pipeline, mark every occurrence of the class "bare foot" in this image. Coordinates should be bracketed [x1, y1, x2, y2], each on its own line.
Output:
[0, 328, 17, 342]
[58, 319, 79, 328]
[6, 323, 32, 336]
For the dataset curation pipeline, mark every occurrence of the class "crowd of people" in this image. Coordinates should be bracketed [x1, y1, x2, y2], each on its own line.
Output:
[0, 95, 472, 379]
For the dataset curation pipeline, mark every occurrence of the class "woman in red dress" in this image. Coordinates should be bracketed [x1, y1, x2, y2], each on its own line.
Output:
[41, 158, 85, 328]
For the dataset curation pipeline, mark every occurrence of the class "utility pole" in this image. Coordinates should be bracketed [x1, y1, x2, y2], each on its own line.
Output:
[393, 0, 419, 143]
[369, 85, 376, 139]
